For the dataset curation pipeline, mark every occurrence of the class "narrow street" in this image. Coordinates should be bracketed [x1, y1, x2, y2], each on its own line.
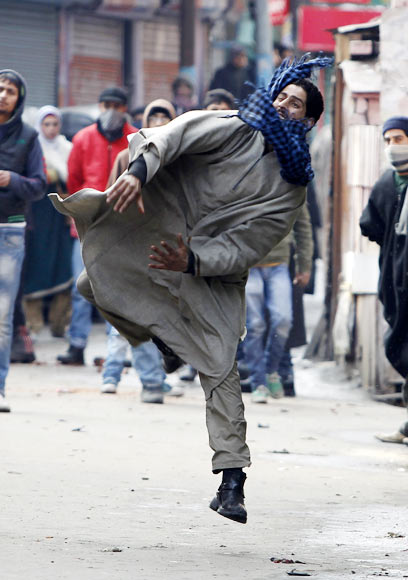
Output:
[1, 295, 407, 579]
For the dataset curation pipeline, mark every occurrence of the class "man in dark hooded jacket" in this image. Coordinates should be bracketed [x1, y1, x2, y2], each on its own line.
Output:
[209, 45, 255, 102]
[360, 116, 408, 445]
[0, 69, 46, 412]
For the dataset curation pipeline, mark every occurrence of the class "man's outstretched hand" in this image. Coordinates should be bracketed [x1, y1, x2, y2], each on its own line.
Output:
[149, 234, 189, 272]
[106, 174, 144, 214]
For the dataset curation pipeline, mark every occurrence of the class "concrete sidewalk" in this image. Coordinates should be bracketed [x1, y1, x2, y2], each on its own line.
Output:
[1, 323, 407, 580]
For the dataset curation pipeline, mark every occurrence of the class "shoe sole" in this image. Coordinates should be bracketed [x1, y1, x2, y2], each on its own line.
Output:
[209, 499, 247, 524]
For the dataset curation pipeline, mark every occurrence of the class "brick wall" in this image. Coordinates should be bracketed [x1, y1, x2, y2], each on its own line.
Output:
[142, 20, 179, 105]
[69, 56, 122, 105]
[69, 15, 124, 105]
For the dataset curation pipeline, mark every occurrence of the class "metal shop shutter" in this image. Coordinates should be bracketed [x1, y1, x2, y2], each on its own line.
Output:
[69, 15, 124, 105]
[0, 1, 58, 106]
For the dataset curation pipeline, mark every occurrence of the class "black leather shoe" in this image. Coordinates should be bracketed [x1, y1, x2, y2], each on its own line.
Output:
[282, 377, 296, 397]
[209, 469, 247, 524]
[57, 345, 85, 365]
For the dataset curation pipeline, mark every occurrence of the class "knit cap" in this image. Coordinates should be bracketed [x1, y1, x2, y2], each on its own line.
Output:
[382, 116, 408, 136]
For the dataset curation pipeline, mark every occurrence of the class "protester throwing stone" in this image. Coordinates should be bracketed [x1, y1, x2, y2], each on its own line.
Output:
[50, 55, 331, 524]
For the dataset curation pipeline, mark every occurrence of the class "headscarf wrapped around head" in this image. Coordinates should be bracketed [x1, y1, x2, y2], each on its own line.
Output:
[37, 105, 62, 145]
[238, 53, 333, 186]
[36, 105, 71, 182]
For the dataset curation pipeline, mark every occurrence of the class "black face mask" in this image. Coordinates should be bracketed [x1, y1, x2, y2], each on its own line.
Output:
[97, 109, 126, 141]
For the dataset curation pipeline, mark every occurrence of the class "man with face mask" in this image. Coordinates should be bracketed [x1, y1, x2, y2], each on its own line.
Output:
[360, 116, 408, 445]
[57, 86, 137, 365]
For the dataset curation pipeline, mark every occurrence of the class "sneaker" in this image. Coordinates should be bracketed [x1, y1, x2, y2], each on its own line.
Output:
[179, 365, 197, 382]
[101, 382, 117, 394]
[141, 385, 164, 404]
[164, 383, 185, 397]
[266, 372, 284, 399]
[0, 394, 10, 413]
[375, 431, 406, 444]
[251, 385, 269, 404]
[10, 326, 35, 363]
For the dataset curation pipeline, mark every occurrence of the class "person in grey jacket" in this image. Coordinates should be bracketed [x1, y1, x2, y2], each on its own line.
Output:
[51, 56, 329, 524]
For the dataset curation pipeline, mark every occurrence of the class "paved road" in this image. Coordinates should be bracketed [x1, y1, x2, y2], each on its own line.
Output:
[1, 321, 407, 580]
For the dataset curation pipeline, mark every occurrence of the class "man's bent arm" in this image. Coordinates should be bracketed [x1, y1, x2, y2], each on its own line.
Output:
[293, 203, 313, 274]
[360, 195, 385, 246]
[190, 209, 302, 278]
[128, 110, 248, 184]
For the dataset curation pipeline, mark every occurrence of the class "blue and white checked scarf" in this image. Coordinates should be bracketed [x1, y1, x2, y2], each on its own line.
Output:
[238, 53, 333, 186]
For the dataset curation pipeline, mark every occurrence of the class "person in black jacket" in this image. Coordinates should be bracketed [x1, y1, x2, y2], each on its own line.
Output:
[0, 69, 46, 412]
[360, 116, 408, 445]
[209, 44, 255, 102]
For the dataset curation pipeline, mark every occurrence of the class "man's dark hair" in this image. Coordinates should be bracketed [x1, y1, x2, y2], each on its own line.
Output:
[203, 89, 235, 110]
[172, 76, 193, 96]
[0, 71, 24, 107]
[292, 78, 324, 123]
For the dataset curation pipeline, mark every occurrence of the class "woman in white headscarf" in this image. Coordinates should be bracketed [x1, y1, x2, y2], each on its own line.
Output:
[23, 106, 73, 337]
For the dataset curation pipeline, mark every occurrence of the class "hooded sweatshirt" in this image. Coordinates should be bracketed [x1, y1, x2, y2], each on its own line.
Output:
[141, 98, 176, 128]
[0, 69, 46, 223]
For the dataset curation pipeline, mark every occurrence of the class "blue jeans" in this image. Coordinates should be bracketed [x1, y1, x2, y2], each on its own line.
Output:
[244, 264, 292, 390]
[0, 226, 25, 395]
[69, 238, 93, 348]
[278, 349, 293, 381]
[103, 324, 165, 387]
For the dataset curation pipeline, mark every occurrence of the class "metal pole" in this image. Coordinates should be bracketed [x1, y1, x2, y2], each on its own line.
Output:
[179, 0, 197, 83]
[255, 0, 273, 85]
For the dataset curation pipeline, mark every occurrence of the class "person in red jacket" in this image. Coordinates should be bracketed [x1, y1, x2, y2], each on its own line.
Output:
[57, 86, 137, 365]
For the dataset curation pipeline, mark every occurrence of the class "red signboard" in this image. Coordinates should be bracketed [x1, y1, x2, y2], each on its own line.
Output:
[268, 0, 289, 26]
[298, 6, 383, 52]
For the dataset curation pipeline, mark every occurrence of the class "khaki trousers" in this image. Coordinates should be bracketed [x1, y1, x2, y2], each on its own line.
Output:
[77, 270, 251, 473]
[200, 363, 251, 473]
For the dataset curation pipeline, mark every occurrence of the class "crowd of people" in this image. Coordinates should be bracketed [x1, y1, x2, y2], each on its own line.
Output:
[3, 47, 407, 525]
[0, 47, 320, 414]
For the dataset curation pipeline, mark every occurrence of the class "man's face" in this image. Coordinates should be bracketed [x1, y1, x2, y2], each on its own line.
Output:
[383, 128, 408, 147]
[273, 84, 307, 121]
[175, 84, 193, 100]
[206, 100, 231, 111]
[99, 100, 127, 113]
[232, 52, 248, 69]
[147, 112, 171, 128]
[0, 78, 19, 121]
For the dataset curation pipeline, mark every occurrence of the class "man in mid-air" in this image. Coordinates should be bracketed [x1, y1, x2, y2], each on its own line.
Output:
[51, 55, 330, 524]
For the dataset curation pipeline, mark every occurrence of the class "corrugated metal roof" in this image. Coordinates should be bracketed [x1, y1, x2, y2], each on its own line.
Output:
[333, 16, 381, 35]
